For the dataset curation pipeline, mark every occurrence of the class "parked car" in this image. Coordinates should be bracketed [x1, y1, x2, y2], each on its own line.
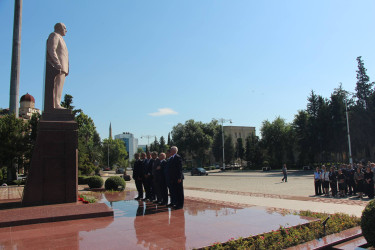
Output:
[262, 166, 271, 171]
[191, 168, 208, 176]
[17, 175, 27, 181]
[116, 168, 125, 174]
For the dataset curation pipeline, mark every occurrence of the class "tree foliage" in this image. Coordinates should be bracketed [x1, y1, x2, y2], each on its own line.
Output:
[102, 139, 128, 169]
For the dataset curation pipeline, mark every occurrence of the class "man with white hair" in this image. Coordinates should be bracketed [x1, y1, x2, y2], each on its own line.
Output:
[168, 146, 184, 209]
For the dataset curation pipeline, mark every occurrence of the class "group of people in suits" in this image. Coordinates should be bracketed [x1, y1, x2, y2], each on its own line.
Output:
[132, 146, 184, 209]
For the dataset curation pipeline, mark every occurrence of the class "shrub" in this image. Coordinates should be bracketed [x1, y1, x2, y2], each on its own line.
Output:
[361, 199, 375, 246]
[105, 176, 126, 191]
[88, 176, 103, 189]
[78, 176, 90, 185]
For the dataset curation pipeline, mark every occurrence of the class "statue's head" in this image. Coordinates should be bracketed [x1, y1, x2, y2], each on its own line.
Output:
[54, 23, 67, 36]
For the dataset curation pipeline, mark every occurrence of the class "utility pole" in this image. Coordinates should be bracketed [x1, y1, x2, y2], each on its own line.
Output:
[9, 0, 23, 117]
[345, 100, 353, 165]
[141, 135, 155, 149]
[217, 118, 232, 170]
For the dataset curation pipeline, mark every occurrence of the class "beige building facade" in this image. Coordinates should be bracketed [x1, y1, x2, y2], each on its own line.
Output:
[223, 126, 256, 143]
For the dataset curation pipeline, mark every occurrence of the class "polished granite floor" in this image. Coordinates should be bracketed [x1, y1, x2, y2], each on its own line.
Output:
[0, 191, 314, 249]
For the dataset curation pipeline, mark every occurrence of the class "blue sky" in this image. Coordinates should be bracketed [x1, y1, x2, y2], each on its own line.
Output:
[1, 1, 375, 145]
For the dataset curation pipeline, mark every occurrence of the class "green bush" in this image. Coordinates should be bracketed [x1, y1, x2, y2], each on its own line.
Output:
[361, 199, 375, 246]
[78, 176, 90, 185]
[105, 176, 126, 191]
[88, 176, 103, 189]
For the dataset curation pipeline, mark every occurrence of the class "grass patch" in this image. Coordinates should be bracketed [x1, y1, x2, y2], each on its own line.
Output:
[201, 211, 360, 250]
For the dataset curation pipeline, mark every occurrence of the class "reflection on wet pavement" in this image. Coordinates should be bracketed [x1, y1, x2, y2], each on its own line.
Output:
[0, 190, 315, 249]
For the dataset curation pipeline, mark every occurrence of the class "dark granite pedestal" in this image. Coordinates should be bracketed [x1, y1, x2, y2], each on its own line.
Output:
[22, 109, 78, 206]
[18, 109, 114, 225]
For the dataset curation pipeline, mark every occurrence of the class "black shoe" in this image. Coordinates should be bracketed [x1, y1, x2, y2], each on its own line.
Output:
[152, 200, 159, 204]
[142, 198, 148, 201]
[134, 197, 141, 200]
[173, 205, 183, 210]
[167, 203, 174, 207]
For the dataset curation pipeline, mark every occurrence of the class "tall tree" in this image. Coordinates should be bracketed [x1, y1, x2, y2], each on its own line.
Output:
[171, 119, 214, 166]
[61, 94, 75, 110]
[167, 132, 172, 146]
[0, 114, 29, 181]
[102, 139, 128, 170]
[245, 134, 263, 168]
[212, 128, 223, 162]
[236, 138, 245, 165]
[260, 117, 291, 167]
[224, 134, 235, 164]
[355, 56, 374, 109]
[159, 136, 168, 152]
[293, 110, 310, 166]
[350, 56, 375, 159]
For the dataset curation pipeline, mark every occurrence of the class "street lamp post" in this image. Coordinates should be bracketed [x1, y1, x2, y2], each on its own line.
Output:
[345, 100, 353, 165]
[217, 118, 232, 170]
[141, 135, 155, 150]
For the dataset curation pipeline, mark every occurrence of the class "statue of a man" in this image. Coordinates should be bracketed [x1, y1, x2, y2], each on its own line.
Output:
[44, 23, 69, 111]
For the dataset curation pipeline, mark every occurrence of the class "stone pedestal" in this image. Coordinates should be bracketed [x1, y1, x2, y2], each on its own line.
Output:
[22, 109, 78, 206]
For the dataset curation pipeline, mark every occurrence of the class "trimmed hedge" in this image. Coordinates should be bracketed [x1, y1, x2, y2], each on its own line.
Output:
[78, 176, 90, 185]
[361, 199, 375, 246]
[105, 176, 126, 191]
[88, 176, 103, 189]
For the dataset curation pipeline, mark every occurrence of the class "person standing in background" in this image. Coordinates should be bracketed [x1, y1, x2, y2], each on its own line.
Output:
[281, 164, 287, 182]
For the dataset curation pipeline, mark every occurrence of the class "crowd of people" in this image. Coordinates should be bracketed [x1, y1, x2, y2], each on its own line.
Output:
[132, 146, 184, 209]
[314, 162, 375, 199]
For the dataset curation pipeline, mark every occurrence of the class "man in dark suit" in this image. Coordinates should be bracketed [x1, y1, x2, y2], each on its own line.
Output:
[141, 152, 149, 201]
[151, 151, 161, 203]
[144, 152, 155, 201]
[132, 153, 144, 200]
[159, 153, 169, 205]
[168, 146, 184, 209]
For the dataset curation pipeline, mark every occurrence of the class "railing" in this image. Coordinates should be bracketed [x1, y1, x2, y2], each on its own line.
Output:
[0, 186, 24, 200]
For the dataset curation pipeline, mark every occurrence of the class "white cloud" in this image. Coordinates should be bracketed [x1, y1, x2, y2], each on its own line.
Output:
[148, 108, 178, 117]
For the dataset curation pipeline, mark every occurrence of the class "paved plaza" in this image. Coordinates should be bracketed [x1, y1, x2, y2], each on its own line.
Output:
[127, 170, 369, 217]
[0, 170, 370, 249]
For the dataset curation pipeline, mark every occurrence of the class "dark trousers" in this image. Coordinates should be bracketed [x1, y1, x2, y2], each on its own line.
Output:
[366, 182, 374, 199]
[153, 179, 161, 201]
[160, 180, 168, 204]
[171, 181, 184, 207]
[347, 180, 355, 195]
[135, 179, 143, 198]
[282, 173, 287, 182]
[330, 181, 337, 197]
[315, 180, 322, 195]
[143, 176, 154, 200]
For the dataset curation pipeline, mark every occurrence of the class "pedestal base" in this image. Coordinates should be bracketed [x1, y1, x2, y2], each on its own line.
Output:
[22, 119, 78, 206]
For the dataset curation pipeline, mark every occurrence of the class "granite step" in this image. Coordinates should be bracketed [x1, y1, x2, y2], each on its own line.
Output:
[287, 226, 363, 250]
[332, 236, 368, 250]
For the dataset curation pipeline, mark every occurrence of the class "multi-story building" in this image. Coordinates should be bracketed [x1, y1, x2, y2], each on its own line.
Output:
[223, 126, 256, 143]
[115, 132, 138, 161]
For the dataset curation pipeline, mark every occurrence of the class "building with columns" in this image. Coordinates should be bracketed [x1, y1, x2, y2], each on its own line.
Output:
[223, 126, 256, 143]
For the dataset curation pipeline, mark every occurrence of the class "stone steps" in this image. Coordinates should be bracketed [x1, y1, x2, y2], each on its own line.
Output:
[287, 227, 369, 250]
[332, 236, 368, 249]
